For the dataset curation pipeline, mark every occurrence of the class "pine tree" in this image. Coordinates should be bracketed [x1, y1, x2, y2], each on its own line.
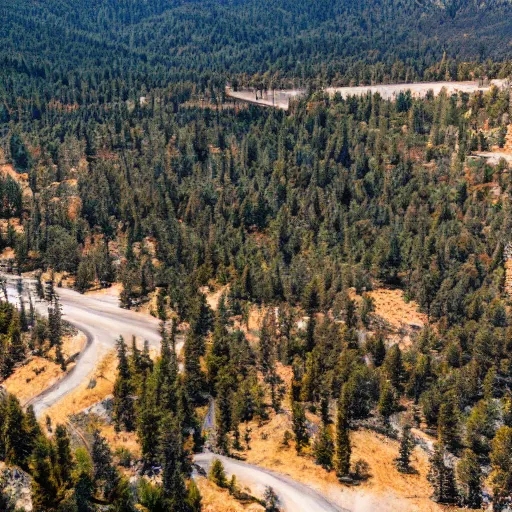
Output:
[457, 449, 482, 509]
[215, 371, 233, 454]
[190, 293, 212, 339]
[490, 426, 512, 511]
[427, 444, 458, 504]
[19, 297, 28, 332]
[209, 458, 227, 488]
[313, 424, 334, 470]
[334, 392, 351, 479]
[160, 414, 188, 510]
[130, 335, 142, 375]
[30, 437, 59, 512]
[437, 393, 459, 452]
[259, 315, 283, 412]
[137, 376, 161, 465]
[7, 313, 25, 366]
[35, 272, 44, 300]
[113, 336, 135, 432]
[75, 258, 94, 293]
[372, 333, 386, 367]
[292, 401, 309, 454]
[319, 391, 330, 426]
[157, 325, 179, 412]
[137, 479, 166, 512]
[383, 344, 404, 391]
[395, 424, 414, 473]
[186, 479, 202, 511]
[359, 293, 375, 327]
[48, 297, 65, 369]
[72, 448, 94, 512]
[156, 288, 168, 321]
[0, 336, 13, 378]
[206, 298, 231, 390]
[91, 430, 119, 501]
[184, 331, 205, 403]
[4, 394, 31, 468]
[24, 405, 42, 457]
[54, 424, 73, 488]
[378, 380, 397, 421]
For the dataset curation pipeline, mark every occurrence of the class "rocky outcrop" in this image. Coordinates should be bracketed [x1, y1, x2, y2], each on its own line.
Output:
[0, 462, 33, 511]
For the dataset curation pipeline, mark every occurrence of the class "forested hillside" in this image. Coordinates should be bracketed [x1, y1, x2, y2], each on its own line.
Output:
[2, 0, 512, 510]
[2, 0, 512, 97]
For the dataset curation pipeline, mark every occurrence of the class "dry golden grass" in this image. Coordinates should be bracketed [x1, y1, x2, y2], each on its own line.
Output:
[367, 288, 426, 332]
[0, 247, 15, 259]
[100, 423, 142, 459]
[0, 157, 29, 184]
[3, 357, 63, 405]
[85, 282, 123, 298]
[233, 304, 269, 344]
[203, 285, 229, 311]
[0, 218, 24, 235]
[195, 476, 264, 512]
[0, 150, 31, 200]
[239, 411, 449, 512]
[3, 331, 86, 405]
[45, 350, 117, 425]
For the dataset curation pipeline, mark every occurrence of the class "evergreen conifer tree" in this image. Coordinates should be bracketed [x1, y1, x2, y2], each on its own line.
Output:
[184, 331, 205, 403]
[313, 424, 334, 470]
[292, 401, 309, 454]
[395, 424, 414, 473]
[437, 393, 459, 451]
[457, 448, 482, 509]
[30, 437, 59, 512]
[427, 444, 458, 504]
[160, 414, 188, 510]
[334, 393, 351, 479]
[113, 336, 135, 431]
[54, 424, 73, 489]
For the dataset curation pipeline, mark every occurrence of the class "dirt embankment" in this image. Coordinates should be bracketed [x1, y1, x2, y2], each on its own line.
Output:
[196, 476, 264, 512]
[43, 350, 117, 425]
[2, 331, 86, 406]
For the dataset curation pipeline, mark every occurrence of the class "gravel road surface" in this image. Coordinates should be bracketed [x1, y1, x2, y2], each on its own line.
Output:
[3, 274, 164, 417]
[195, 452, 348, 512]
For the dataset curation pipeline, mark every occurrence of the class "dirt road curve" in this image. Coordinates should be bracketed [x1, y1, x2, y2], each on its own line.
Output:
[3, 275, 350, 511]
[3, 274, 164, 417]
[195, 452, 347, 512]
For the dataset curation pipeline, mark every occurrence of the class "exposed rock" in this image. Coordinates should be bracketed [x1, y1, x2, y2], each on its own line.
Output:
[0, 462, 33, 511]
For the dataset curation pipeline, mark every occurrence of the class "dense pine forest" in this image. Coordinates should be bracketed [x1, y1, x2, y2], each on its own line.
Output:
[1, 0, 512, 510]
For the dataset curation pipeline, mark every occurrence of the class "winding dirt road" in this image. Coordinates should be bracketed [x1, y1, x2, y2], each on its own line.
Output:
[3, 274, 163, 417]
[195, 453, 346, 512]
[3, 273, 350, 512]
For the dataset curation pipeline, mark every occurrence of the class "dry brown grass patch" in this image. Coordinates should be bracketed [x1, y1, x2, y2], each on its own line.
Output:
[2, 331, 86, 405]
[195, 476, 263, 512]
[238, 411, 446, 512]
[45, 351, 117, 425]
